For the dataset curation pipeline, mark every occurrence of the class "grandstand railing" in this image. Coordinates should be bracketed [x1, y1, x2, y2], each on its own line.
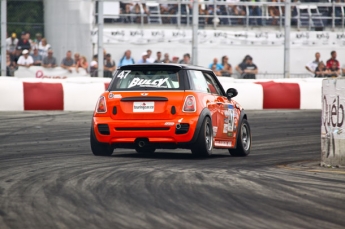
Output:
[97, 1, 345, 31]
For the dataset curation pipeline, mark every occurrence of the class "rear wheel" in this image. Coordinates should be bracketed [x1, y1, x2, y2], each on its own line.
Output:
[90, 128, 114, 156]
[135, 147, 156, 154]
[191, 117, 213, 157]
[228, 119, 251, 157]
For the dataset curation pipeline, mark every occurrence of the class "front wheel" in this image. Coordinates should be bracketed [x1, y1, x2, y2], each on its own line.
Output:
[191, 117, 213, 157]
[90, 128, 114, 156]
[228, 119, 251, 157]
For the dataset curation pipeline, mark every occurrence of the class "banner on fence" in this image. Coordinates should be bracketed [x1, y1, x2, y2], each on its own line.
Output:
[14, 66, 90, 79]
[92, 29, 345, 46]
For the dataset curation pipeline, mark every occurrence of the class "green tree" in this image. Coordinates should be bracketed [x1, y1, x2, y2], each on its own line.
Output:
[6, 0, 44, 38]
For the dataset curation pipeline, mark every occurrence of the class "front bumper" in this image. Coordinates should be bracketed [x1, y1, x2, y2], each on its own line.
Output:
[92, 116, 199, 146]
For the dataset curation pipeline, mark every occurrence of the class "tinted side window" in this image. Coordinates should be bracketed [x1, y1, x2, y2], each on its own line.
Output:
[203, 72, 223, 95]
[188, 70, 210, 93]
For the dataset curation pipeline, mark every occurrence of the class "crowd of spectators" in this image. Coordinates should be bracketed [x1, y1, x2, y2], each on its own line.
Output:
[305, 50, 345, 77]
[5, 31, 91, 76]
[114, 0, 345, 26]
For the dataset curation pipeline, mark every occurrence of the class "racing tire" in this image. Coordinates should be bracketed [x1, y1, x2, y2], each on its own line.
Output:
[191, 117, 213, 157]
[135, 147, 156, 154]
[228, 119, 251, 157]
[90, 128, 114, 156]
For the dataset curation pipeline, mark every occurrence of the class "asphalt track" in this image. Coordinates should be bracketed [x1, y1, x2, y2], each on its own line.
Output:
[0, 110, 344, 229]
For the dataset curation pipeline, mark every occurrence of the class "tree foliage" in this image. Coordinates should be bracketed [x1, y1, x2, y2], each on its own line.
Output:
[6, 0, 44, 37]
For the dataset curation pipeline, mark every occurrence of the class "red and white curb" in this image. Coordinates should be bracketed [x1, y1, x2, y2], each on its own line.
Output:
[0, 77, 323, 111]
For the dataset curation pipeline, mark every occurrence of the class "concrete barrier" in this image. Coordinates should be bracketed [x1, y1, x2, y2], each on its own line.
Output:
[0, 76, 323, 111]
[321, 79, 345, 167]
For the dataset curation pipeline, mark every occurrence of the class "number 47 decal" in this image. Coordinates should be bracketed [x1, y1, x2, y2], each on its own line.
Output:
[117, 70, 131, 79]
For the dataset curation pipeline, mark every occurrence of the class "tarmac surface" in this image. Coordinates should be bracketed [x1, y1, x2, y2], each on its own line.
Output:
[0, 110, 344, 229]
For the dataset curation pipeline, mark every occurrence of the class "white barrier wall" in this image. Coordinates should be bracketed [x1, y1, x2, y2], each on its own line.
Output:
[0, 77, 323, 111]
[321, 79, 345, 166]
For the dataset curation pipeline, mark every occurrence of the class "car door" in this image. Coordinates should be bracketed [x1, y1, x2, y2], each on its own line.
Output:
[202, 72, 238, 148]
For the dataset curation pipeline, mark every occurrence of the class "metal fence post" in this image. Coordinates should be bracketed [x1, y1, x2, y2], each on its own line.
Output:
[332, 1, 335, 31]
[284, 0, 291, 78]
[192, 0, 198, 65]
[177, 0, 181, 29]
[97, 0, 104, 78]
[1, 0, 7, 76]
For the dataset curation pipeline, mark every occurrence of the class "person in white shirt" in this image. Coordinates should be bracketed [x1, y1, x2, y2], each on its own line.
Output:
[17, 49, 34, 67]
[146, 49, 155, 63]
[305, 52, 322, 74]
[38, 38, 51, 58]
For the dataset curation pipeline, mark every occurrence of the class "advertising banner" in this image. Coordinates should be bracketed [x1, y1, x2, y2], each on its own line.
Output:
[14, 66, 90, 79]
[93, 29, 345, 47]
[321, 79, 345, 166]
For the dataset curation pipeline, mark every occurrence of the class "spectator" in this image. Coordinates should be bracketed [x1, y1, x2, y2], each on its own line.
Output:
[163, 53, 171, 63]
[235, 55, 258, 79]
[90, 55, 98, 77]
[342, 63, 345, 77]
[34, 33, 42, 46]
[314, 62, 328, 78]
[17, 49, 33, 68]
[25, 32, 34, 50]
[104, 53, 116, 78]
[42, 49, 57, 68]
[6, 33, 18, 58]
[268, 0, 280, 25]
[38, 38, 51, 58]
[209, 58, 223, 72]
[61, 51, 75, 73]
[328, 62, 341, 78]
[305, 52, 322, 74]
[12, 48, 22, 64]
[179, 53, 191, 65]
[17, 31, 31, 52]
[326, 51, 340, 69]
[220, 56, 232, 77]
[6, 54, 16, 76]
[154, 51, 162, 63]
[146, 49, 155, 63]
[74, 53, 80, 65]
[248, 0, 262, 25]
[75, 56, 88, 73]
[227, 0, 246, 25]
[137, 52, 149, 64]
[172, 56, 179, 63]
[31, 47, 43, 66]
[118, 50, 135, 67]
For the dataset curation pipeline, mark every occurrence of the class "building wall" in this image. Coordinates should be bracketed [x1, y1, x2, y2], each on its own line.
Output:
[43, 0, 93, 64]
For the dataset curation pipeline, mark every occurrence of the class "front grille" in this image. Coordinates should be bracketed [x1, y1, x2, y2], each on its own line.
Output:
[175, 123, 189, 134]
[98, 124, 110, 135]
[115, 127, 170, 131]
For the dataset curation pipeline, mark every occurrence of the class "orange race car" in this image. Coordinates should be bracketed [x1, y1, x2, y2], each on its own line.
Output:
[91, 64, 251, 157]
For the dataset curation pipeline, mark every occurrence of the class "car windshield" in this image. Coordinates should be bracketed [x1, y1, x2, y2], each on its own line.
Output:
[109, 69, 181, 91]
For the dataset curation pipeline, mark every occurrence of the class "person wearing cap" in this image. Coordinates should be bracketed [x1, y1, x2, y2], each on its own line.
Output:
[137, 52, 149, 64]
[235, 55, 258, 79]
[34, 33, 42, 46]
[17, 49, 34, 68]
[104, 53, 116, 78]
[6, 33, 18, 57]
[42, 49, 57, 68]
[172, 56, 179, 63]
[16, 31, 31, 52]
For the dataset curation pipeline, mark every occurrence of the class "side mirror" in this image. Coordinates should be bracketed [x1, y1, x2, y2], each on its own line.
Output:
[226, 88, 238, 99]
